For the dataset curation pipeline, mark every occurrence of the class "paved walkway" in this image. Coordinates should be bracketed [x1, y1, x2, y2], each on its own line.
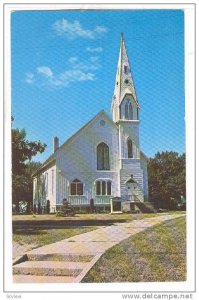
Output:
[13, 213, 184, 283]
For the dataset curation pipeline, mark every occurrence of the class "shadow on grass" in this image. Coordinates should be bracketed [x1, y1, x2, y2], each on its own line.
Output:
[12, 219, 126, 231]
[13, 228, 47, 235]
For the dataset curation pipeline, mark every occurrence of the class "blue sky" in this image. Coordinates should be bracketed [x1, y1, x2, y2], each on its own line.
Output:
[11, 9, 185, 162]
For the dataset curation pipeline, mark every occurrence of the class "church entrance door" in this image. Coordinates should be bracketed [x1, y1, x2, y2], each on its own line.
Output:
[126, 178, 139, 202]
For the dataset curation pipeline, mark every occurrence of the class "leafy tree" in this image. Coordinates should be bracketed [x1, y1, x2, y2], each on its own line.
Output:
[12, 127, 46, 212]
[148, 151, 186, 209]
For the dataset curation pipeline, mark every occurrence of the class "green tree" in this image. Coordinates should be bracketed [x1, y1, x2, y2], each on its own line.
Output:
[12, 127, 46, 212]
[148, 151, 186, 209]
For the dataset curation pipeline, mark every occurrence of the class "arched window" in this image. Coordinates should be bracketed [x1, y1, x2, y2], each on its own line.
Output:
[129, 103, 133, 120]
[125, 103, 129, 119]
[127, 138, 133, 158]
[124, 100, 134, 120]
[97, 143, 110, 170]
[70, 179, 83, 195]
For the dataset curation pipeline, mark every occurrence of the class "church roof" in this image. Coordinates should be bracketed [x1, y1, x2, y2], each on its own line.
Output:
[126, 177, 137, 184]
[32, 110, 117, 177]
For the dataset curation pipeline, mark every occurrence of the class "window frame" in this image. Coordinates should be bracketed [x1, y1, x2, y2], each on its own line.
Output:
[95, 180, 112, 196]
[97, 142, 110, 170]
[127, 138, 133, 158]
[125, 102, 129, 119]
[124, 100, 134, 120]
[70, 179, 84, 196]
[129, 102, 133, 120]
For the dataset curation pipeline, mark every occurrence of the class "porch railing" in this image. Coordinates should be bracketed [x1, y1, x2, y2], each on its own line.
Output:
[94, 196, 111, 205]
[68, 196, 111, 205]
[68, 196, 89, 206]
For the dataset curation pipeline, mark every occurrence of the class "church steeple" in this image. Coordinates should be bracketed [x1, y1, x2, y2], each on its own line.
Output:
[111, 33, 139, 122]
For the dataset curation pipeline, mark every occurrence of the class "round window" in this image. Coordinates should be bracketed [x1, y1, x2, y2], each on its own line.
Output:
[100, 120, 105, 126]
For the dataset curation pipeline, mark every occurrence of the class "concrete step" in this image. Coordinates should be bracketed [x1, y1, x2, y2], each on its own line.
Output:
[13, 275, 76, 283]
[27, 253, 94, 262]
[13, 261, 87, 277]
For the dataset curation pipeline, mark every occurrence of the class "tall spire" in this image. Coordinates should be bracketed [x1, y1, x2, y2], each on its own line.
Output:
[111, 33, 139, 122]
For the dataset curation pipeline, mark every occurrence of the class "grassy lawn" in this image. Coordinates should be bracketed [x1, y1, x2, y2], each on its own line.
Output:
[12, 211, 184, 249]
[13, 211, 183, 225]
[13, 226, 98, 248]
[82, 216, 186, 282]
[12, 212, 160, 246]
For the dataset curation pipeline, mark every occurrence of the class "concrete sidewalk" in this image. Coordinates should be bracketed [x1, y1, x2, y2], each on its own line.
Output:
[13, 213, 184, 283]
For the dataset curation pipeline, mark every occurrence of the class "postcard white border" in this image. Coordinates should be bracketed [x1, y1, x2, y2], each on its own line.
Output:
[2, 1, 196, 295]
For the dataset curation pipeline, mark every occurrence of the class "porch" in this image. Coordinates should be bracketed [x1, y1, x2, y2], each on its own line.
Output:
[67, 196, 111, 206]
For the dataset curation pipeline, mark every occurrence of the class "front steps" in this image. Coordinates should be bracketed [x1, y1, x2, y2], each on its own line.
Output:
[13, 253, 98, 283]
[13, 261, 87, 277]
[27, 253, 94, 262]
[13, 275, 76, 283]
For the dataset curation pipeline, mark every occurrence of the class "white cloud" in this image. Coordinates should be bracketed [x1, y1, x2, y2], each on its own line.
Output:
[52, 18, 107, 39]
[73, 61, 100, 71]
[68, 56, 101, 71]
[68, 56, 78, 64]
[59, 70, 95, 85]
[25, 73, 34, 84]
[94, 26, 107, 34]
[26, 66, 96, 88]
[86, 47, 103, 53]
[26, 56, 100, 88]
[37, 66, 53, 77]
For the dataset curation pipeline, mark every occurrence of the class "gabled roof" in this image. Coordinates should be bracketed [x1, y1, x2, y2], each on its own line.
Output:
[120, 89, 140, 108]
[126, 177, 137, 184]
[33, 110, 117, 177]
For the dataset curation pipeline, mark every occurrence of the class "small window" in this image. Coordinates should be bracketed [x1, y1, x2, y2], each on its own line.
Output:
[107, 181, 112, 195]
[124, 65, 128, 74]
[129, 103, 133, 120]
[127, 139, 133, 158]
[70, 179, 83, 196]
[102, 181, 106, 195]
[96, 180, 112, 196]
[96, 181, 101, 195]
[71, 183, 76, 195]
[100, 120, 105, 126]
[125, 103, 129, 119]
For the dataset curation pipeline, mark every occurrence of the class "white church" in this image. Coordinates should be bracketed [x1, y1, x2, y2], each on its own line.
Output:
[33, 34, 151, 213]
